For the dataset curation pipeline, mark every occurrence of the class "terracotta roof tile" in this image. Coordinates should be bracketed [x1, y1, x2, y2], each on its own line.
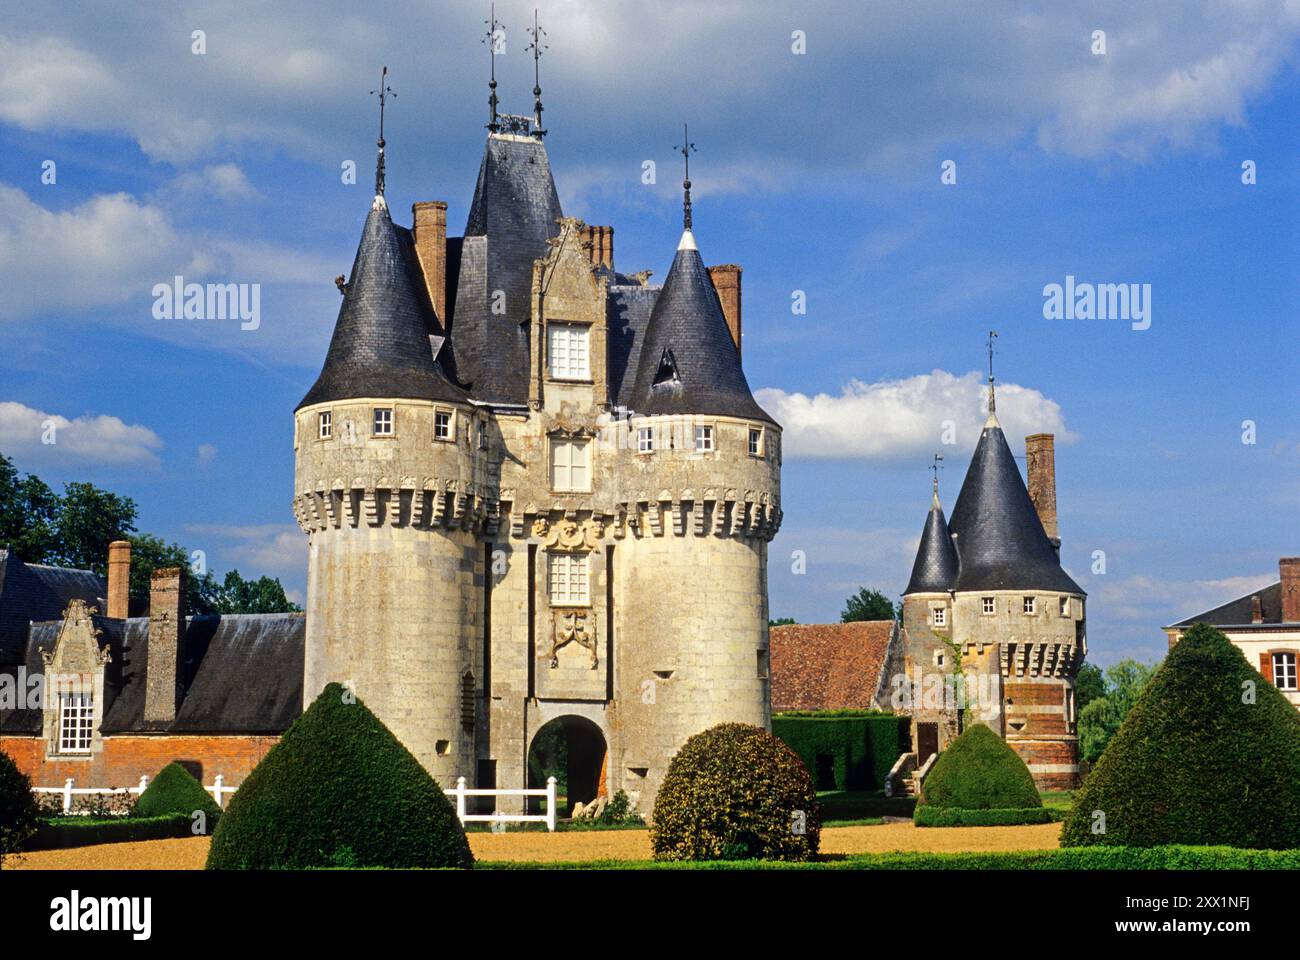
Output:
[770, 621, 894, 713]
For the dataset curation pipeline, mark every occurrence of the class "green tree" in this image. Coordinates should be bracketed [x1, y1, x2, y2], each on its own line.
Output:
[208, 569, 300, 614]
[1078, 658, 1157, 763]
[769, 617, 797, 627]
[126, 533, 216, 614]
[54, 481, 138, 572]
[840, 587, 897, 623]
[1074, 662, 1105, 712]
[0, 454, 61, 562]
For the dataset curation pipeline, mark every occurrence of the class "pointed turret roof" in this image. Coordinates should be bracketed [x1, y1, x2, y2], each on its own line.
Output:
[904, 486, 959, 595]
[628, 229, 772, 422]
[947, 414, 1082, 594]
[298, 197, 465, 410]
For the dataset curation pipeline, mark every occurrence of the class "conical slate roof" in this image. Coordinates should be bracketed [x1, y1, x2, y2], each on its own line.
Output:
[298, 196, 465, 410]
[629, 230, 772, 423]
[947, 416, 1082, 594]
[904, 489, 959, 595]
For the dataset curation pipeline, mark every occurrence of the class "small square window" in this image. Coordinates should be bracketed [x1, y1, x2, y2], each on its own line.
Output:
[1273, 652, 1298, 691]
[934, 651, 946, 668]
[695, 425, 714, 452]
[982, 597, 995, 615]
[373, 408, 393, 436]
[637, 427, 654, 453]
[318, 411, 332, 440]
[1059, 596, 1070, 617]
[434, 410, 453, 442]
[932, 606, 946, 626]
[748, 427, 763, 457]
[1023, 596, 1036, 615]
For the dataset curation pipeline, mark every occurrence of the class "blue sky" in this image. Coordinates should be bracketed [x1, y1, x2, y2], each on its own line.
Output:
[0, 1, 1296, 664]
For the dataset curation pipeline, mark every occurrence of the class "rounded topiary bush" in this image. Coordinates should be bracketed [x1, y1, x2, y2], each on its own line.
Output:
[650, 722, 820, 862]
[0, 748, 39, 855]
[206, 683, 473, 869]
[917, 723, 1041, 816]
[133, 762, 222, 830]
[1062, 623, 1300, 849]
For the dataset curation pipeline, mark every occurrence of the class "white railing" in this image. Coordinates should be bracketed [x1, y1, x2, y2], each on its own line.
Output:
[32, 774, 235, 816]
[446, 776, 559, 832]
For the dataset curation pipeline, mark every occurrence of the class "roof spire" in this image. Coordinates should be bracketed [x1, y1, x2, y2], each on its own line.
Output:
[986, 329, 999, 421]
[526, 8, 547, 138]
[484, 3, 503, 132]
[675, 123, 696, 233]
[369, 66, 394, 200]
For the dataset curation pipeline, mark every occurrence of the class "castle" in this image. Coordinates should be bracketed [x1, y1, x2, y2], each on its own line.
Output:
[291, 90, 780, 814]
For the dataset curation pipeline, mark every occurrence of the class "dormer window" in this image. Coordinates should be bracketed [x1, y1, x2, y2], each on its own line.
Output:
[58, 692, 93, 754]
[653, 348, 680, 386]
[547, 323, 590, 380]
[318, 411, 332, 440]
[373, 407, 393, 437]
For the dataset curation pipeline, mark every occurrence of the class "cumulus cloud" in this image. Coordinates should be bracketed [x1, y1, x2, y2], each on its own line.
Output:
[160, 164, 261, 203]
[184, 523, 304, 581]
[0, 401, 162, 466]
[756, 370, 1073, 460]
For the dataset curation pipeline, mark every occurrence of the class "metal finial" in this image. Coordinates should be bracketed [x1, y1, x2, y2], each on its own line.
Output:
[931, 453, 944, 495]
[483, 3, 504, 132]
[370, 66, 394, 196]
[527, 8, 548, 138]
[986, 329, 999, 413]
[674, 124, 697, 230]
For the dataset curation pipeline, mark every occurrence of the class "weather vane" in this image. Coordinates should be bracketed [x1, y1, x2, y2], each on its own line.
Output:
[370, 66, 394, 197]
[526, 9, 548, 137]
[674, 124, 697, 230]
[483, 3, 503, 132]
[931, 453, 944, 492]
[986, 329, 999, 413]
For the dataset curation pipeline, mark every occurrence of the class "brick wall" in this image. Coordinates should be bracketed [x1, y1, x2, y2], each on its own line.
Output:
[1, 734, 280, 789]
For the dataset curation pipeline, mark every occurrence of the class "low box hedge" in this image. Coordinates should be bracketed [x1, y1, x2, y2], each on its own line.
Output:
[914, 805, 1055, 827]
[773, 712, 907, 791]
[25, 814, 193, 851]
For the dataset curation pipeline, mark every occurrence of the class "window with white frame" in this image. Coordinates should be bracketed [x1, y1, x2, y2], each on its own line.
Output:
[1059, 596, 1070, 617]
[318, 411, 332, 440]
[548, 553, 590, 605]
[373, 407, 393, 436]
[637, 427, 654, 453]
[434, 410, 453, 442]
[932, 606, 946, 626]
[748, 427, 763, 457]
[550, 438, 590, 492]
[1023, 596, 1036, 615]
[982, 597, 995, 615]
[547, 323, 590, 380]
[695, 425, 714, 452]
[1273, 652, 1298, 691]
[59, 692, 93, 753]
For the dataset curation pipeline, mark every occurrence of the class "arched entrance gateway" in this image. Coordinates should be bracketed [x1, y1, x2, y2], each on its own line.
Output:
[526, 715, 608, 817]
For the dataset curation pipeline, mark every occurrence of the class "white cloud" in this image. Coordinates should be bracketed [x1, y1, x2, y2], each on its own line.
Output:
[756, 370, 1073, 460]
[196, 443, 218, 465]
[184, 523, 304, 581]
[0, 400, 162, 466]
[161, 164, 261, 203]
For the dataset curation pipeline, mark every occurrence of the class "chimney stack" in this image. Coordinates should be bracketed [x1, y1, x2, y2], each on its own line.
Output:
[578, 224, 614, 269]
[708, 264, 742, 357]
[144, 567, 187, 724]
[1025, 433, 1059, 543]
[1281, 557, 1300, 624]
[1251, 594, 1263, 624]
[107, 540, 131, 620]
[411, 201, 448, 324]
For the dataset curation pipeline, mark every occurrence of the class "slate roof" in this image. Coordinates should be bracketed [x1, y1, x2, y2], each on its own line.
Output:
[0, 551, 105, 666]
[946, 417, 1083, 594]
[769, 621, 895, 712]
[628, 231, 773, 423]
[606, 282, 662, 409]
[298, 196, 465, 411]
[904, 491, 959, 595]
[1168, 580, 1288, 628]
[0, 613, 305, 735]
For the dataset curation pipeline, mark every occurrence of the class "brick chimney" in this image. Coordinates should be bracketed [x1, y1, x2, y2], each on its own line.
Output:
[1251, 594, 1263, 623]
[1025, 433, 1059, 543]
[411, 201, 448, 324]
[144, 567, 187, 724]
[1281, 557, 1300, 624]
[578, 224, 614, 269]
[708, 264, 742, 357]
[107, 540, 131, 620]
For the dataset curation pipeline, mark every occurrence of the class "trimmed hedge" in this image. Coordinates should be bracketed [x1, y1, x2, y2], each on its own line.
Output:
[914, 805, 1054, 827]
[1063, 623, 1300, 849]
[0, 748, 39, 855]
[652, 723, 820, 862]
[919, 724, 1041, 810]
[206, 683, 473, 870]
[26, 814, 192, 851]
[133, 762, 222, 830]
[773, 712, 906, 790]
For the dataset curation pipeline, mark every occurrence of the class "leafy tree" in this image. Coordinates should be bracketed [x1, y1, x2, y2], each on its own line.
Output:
[769, 617, 797, 627]
[1078, 658, 1157, 763]
[127, 533, 216, 615]
[0, 454, 61, 563]
[208, 569, 300, 614]
[1074, 662, 1105, 713]
[53, 481, 138, 572]
[840, 587, 897, 623]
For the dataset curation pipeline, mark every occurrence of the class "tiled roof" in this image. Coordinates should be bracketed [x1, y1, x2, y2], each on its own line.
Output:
[1169, 580, 1286, 628]
[770, 621, 895, 713]
[904, 491, 959, 595]
[0, 551, 105, 666]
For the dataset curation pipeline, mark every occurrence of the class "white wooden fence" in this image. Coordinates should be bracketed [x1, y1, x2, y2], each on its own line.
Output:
[32, 774, 234, 816]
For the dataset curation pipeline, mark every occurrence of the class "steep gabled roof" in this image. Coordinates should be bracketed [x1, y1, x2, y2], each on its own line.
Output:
[298, 196, 465, 411]
[628, 230, 772, 423]
[947, 417, 1082, 594]
[1167, 579, 1287, 628]
[904, 490, 959, 595]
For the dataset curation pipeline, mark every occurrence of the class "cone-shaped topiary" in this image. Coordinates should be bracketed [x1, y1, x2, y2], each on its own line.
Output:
[0, 748, 39, 855]
[1062, 623, 1300, 849]
[206, 683, 473, 869]
[133, 762, 222, 830]
[651, 722, 820, 862]
[918, 723, 1042, 810]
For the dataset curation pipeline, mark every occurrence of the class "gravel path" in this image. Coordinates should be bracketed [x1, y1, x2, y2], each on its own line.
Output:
[2, 821, 1060, 870]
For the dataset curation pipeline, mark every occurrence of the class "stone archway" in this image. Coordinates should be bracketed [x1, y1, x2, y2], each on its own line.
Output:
[527, 715, 607, 817]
